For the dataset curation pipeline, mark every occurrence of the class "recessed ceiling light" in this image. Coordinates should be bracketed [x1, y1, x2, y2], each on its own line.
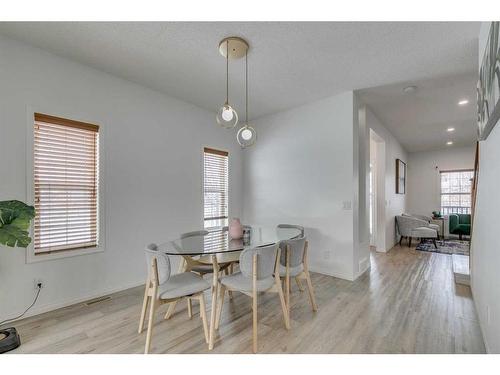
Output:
[447, 127, 455, 132]
[458, 99, 469, 106]
[446, 141, 453, 145]
[403, 85, 417, 93]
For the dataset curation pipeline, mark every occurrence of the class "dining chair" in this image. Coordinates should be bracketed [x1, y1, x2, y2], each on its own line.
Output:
[215, 243, 290, 353]
[277, 224, 306, 291]
[277, 223, 305, 238]
[166, 230, 234, 320]
[278, 237, 318, 318]
[138, 244, 210, 354]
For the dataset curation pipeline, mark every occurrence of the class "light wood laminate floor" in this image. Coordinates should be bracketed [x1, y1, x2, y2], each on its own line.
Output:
[8, 244, 485, 353]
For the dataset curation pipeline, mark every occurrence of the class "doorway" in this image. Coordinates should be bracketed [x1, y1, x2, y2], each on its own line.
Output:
[369, 129, 386, 252]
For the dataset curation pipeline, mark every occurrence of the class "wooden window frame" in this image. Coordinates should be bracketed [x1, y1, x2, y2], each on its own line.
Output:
[26, 110, 105, 263]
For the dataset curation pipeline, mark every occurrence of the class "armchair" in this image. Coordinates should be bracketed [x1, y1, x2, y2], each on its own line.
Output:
[449, 214, 471, 240]
[402, 213, 441, 238]
[396, 215, 438, 248]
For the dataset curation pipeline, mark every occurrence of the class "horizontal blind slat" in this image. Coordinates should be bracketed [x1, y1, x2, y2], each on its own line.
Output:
[203, 149, 228, 226]
[34, 117, 99, 254]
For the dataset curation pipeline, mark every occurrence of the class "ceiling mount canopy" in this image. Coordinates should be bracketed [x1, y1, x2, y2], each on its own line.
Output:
[216, 37, 249, 129]
[216, 36, 257, 148]
[218, 37, 249, 59]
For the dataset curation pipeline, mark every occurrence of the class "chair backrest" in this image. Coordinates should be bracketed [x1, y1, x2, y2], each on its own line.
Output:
[180, 230, 209, 239]
[239, 243, 278, 280]
[458, 214, 471, 225]
[395, 215, 428, 236]
[144, 243, 171, 285]
[279, 236, 306, 268]
[277, 224, 305, 238]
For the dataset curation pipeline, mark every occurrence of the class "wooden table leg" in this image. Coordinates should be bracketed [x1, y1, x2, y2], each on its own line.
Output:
[208, 254, 219, 350]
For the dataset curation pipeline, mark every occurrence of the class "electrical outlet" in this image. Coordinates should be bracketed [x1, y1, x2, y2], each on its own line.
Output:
[34, 278, 44, 290]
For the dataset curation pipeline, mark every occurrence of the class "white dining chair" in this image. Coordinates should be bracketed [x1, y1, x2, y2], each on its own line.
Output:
[138, 244, 210, 354]
[278, 237, 318, 318]
[165, 230, 233, 320]
[215, 243, 290, 353]
[277, 223, 305, 238]
[277, 224, 306, 291]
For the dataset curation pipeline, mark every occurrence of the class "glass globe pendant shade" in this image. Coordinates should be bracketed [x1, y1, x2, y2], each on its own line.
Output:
[237, 124, 257, 148]
[216, 104, 238, 129]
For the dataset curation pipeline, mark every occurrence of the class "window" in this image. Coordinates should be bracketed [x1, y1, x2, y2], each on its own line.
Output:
[203, 147, 228, 229]
[440, 170, 474, 216]
[33, 113, 99, 254]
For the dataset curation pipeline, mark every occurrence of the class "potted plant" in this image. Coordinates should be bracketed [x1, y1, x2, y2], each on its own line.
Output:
[0, 200, 35, 353]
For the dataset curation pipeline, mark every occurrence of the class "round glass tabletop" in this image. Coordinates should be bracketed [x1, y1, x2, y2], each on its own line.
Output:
[157, 226, 301, 256]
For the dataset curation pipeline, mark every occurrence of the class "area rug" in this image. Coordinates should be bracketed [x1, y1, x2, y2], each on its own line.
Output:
[415, 239, 470, 255]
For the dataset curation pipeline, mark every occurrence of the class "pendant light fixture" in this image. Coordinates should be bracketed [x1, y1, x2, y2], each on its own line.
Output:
[216, 38, 241, 129]
[237, 49, 257, 148]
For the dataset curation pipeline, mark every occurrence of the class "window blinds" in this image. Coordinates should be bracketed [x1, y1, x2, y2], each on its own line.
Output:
[33, 113, 99, 254]
[203, 148, 228, 227]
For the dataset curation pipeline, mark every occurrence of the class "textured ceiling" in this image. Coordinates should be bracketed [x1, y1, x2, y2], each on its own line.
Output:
[358, 73, 477, 152]
[0, 22, 480, 121]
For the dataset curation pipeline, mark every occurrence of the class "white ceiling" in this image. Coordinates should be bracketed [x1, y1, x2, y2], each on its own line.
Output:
[358, 73, 478, 152]
[0, 22, 480, 122]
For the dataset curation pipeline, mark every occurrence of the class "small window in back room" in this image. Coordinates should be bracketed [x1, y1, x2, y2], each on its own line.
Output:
[440, 170, 474, 215]
[203, 147, 228, 229]
[33, 113, 99, 254]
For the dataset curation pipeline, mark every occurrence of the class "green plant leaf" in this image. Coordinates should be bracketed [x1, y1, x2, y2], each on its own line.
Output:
[0, 200, 35, 248]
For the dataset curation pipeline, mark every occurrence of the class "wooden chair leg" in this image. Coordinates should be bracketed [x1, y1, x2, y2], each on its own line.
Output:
[399, 236, 403, 246]
[138, 282, 150, 333]
[276, 276, 290, 330]
[187, 298, 193, 319]
[208, 255, 219, 350]
[215, 284, 226, 330]
[224, 266, 234, 300]
[164, 300, 177, 320]
[295, 277, 305, 292]
[304, 272, 318, 312]
[252, 289, 258, 353]
[144, 295, 157, 354]
[252, 254, 258, 354]
[285, 247, 291, 318]
[198, 293, 209, 344]
[409, 237, 412, 247]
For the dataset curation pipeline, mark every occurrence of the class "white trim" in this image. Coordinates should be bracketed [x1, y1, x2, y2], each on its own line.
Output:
[309, 262, 355, 281]
[4, 279, 144, 323]
[24, 104, 107, 264]
[471, 287, 491, 353]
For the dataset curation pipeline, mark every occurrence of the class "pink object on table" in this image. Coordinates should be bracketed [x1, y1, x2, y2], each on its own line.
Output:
[229, 218, 243, 239]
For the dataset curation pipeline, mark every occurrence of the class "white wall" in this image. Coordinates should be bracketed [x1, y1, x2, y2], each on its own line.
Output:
[364, 106, 408, 251]
[0, 35, 243, 319]
[354, 102, 370, 277]
[470, 21, 500, 354]
[242, 92, 358, 280]
[407, 146, 475, 221]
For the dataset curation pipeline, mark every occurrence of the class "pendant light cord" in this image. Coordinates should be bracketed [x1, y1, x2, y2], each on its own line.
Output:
[226, 40, 229, 105]
[245, 49, 248, 124]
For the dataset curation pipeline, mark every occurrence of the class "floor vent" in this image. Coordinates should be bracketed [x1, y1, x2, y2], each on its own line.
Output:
[84, 296, 112, 306]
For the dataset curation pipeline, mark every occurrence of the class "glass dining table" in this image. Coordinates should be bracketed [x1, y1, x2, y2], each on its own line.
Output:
[156, 225, 302, 349]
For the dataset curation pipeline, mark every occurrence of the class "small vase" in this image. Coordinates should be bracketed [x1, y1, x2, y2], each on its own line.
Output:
[229, 218, 243, 239]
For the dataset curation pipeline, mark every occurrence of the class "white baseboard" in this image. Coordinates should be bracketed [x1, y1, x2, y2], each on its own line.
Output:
[309, 263, 354, 281]
[5, 279, 145, 323]
[471, 286, 491, 353]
